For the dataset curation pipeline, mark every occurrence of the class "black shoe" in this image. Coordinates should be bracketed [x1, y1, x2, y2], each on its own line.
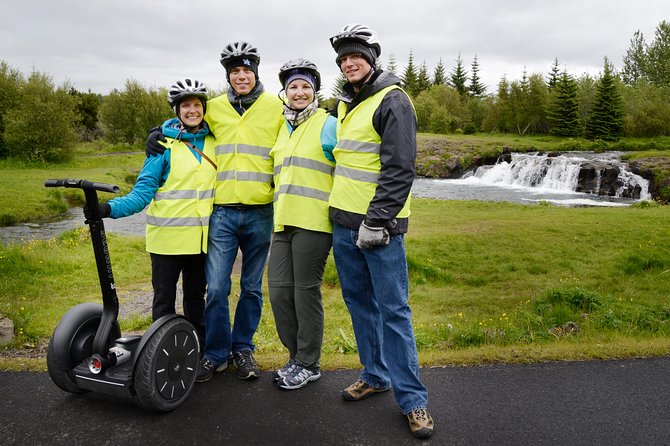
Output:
[195, 358, 227, 383]
[233, 350, 260, 380]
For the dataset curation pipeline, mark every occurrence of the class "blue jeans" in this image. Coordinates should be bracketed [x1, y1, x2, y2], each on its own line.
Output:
[203, 205, 273, 365]
[332, 223, 428, 414]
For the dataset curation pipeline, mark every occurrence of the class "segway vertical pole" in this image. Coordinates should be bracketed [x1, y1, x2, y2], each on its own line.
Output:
[82, 187, 120, 354]
[46, 179, 121, 354]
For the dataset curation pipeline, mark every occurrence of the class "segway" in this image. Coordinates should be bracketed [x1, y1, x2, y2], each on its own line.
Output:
[44, 178, 200, 411]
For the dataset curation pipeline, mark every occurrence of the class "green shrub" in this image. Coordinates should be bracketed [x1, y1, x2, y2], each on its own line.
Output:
[3, 71, 79, 163]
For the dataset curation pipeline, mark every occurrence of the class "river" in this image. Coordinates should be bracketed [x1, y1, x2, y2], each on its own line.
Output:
[0, 151, 650, 244]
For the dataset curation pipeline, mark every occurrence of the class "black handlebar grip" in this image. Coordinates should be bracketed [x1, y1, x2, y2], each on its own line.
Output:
[44, 179, 66, 187]
[44, 178, 119, 194]
[89, 182, 120, 194]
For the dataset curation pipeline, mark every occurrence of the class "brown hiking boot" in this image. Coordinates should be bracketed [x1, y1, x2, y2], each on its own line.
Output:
[407, 409, 434, 439]
[341, 379, 389, 401]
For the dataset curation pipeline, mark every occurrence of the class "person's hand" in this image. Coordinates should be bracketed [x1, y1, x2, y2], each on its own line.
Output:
[146, 127, 167, 157]
[84, 203, 111, 222]
[356, 222, 390, 249]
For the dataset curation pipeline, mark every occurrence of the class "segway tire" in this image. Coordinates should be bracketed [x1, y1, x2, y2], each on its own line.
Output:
[46, 303, 121, 394]
[134, 317, 199, 411]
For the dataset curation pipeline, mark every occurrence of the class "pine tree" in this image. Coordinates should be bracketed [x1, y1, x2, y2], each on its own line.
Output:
[585, 58, 624, 140]
[433, 58, 446, 85]
[547, 71, 582, 137]
[547, 58, 561, 90]
[495, 76, 513, 133]
[449, 53, 468, 97]
[386, 53, 398, 75]
[401, 50, 419, 96]
[469, 55, 486, 97]
[509, 68, 531, 135]
[526, 73, 550, 134]
[416, 61, 431, 94]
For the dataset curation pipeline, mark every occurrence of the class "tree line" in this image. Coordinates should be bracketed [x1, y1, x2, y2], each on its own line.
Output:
[0, 65, 175, 162]
[386, 20, 669, 140]
[0, 21, 668, 163]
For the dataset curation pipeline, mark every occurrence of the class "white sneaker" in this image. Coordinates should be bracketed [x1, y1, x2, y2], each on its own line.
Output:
[277, 364, 321, 390]
[272, 358, 296, 382]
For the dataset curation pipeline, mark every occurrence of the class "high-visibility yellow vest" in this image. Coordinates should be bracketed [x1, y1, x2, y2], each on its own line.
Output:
[205, 92, 284, 205]
[270, 109, 335, 233]
[329, 85, 411, 217]
[145, 137, 217, 254]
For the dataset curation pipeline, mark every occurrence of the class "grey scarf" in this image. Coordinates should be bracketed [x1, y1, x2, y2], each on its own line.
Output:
[228, 81, 266, 113]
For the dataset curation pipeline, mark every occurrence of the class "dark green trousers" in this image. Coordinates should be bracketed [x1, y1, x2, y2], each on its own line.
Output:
[267, 226, 332, 371]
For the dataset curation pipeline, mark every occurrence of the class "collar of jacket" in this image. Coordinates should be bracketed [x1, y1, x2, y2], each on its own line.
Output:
[162, 118, 212, 141]
[227, 81, 266, 114]
[338, 70, 401, 110]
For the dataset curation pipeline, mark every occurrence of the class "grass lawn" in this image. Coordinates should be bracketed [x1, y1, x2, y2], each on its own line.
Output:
[1, 199, 668, 371]
[1, 136, 669, 371]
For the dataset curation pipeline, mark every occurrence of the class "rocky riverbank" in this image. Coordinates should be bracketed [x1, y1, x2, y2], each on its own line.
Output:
[415, 135, 670, 201]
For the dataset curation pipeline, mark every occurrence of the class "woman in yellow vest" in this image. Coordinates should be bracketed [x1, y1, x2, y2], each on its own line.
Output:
[86, 78, 217, 343]
[268, 59, 337, 390]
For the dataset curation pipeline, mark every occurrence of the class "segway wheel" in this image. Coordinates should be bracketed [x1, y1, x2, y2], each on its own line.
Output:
[46, 303, 121, 394]
[134, 317, 199, 411]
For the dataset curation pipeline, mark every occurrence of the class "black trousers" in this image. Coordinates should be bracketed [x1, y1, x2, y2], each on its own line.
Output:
[150, 253, 206, 342]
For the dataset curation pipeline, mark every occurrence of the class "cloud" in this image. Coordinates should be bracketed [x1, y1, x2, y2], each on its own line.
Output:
[2, 0, 668, 96]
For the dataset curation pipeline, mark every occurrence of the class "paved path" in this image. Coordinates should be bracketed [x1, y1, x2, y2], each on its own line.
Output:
[2, 357, 669, 445]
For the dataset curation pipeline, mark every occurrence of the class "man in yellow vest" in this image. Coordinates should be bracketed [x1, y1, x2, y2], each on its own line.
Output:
[146, 42, 284, 383]
[328, 24, 434, 439]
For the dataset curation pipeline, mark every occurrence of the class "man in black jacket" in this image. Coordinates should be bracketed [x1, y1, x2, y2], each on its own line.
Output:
[327, 23, 434, 440]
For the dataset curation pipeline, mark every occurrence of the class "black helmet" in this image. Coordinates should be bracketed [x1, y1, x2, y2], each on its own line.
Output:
[278, 58, 321, 91]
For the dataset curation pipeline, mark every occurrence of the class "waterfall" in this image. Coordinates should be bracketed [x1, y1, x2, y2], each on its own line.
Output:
[464, 152, 650, 200]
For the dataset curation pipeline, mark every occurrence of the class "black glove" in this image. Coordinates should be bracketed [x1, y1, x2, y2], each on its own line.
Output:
[146, 126, 167, 157]
[84, 203, 111, 222]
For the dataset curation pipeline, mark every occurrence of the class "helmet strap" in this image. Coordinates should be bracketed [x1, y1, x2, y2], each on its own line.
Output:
[350, 66, 375, 91]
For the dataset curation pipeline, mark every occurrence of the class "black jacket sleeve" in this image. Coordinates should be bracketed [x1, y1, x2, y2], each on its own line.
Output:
[365, 89, 417, 228]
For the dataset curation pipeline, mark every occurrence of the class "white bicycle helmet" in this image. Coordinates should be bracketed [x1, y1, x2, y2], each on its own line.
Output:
[278, 58, 322, 91]
[167, 78, 208, 114]
[329, 23, 381, 58]
[219, 41, 261, 68]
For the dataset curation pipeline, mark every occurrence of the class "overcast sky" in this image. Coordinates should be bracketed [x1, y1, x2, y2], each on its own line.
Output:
[2, 0, 668, 97]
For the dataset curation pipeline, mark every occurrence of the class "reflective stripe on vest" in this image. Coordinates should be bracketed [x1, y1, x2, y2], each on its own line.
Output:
[146, 215, 210, 227]
[270, 109, 334, 233]
[329, 85, 412, 218]
[154, 189, 216, 200]
[217, 170, 273, 183]
[145, 136, 217, 255]
[205, 92, 284, 205]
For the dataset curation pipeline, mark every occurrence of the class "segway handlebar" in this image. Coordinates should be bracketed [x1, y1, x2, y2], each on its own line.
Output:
[45, 178, 120, 194]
